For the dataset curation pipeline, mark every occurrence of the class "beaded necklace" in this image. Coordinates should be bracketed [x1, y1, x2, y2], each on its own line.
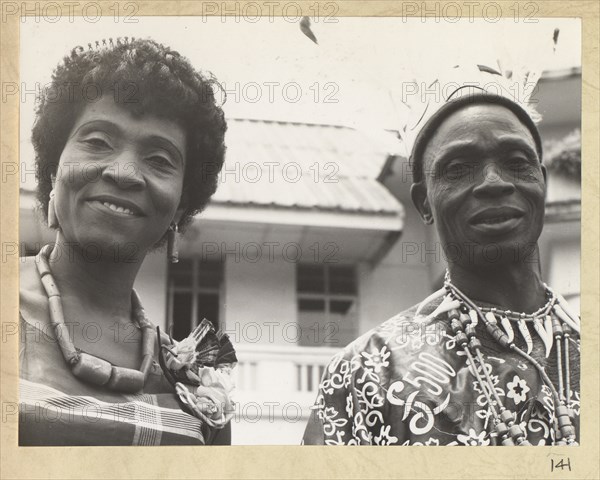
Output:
[35, 244, 156, 393]
[416, 271, 580, 446]
[479, 287, 556, 356]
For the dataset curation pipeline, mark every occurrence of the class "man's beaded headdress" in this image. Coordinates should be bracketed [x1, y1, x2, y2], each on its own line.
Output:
[398, 62, 544, 171]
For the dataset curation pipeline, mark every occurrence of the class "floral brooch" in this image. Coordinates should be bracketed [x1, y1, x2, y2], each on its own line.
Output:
[158, 319, 237, 428]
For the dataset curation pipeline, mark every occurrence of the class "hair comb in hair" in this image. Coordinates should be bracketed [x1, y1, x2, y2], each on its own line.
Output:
[72, 36, 136, 57]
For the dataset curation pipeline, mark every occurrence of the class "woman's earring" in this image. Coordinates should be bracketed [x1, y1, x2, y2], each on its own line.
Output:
[424, 215, 433, 225]
[47, 176, 59, 229]
[167, 223, 179, 264]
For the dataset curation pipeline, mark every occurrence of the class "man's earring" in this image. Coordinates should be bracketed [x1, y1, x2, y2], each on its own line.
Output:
[167, 223, 179, 264]
[48, 175, 59, 229]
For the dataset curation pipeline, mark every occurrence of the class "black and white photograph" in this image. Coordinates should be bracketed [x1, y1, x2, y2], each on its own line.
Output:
[15, 11, 582, 449]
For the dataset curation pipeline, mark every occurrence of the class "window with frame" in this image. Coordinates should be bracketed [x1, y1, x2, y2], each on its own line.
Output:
[167, 258, 223, 340]
[296, 264, 358, 347]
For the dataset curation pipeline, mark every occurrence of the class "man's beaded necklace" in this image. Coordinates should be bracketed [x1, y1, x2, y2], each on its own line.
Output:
[415, 271, 580, 446]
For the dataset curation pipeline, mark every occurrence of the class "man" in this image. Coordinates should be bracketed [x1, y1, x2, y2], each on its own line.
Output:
[302, 65, 580, 446]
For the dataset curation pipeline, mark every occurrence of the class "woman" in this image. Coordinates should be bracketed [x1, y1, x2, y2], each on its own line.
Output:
[19, 37, 235, 445]
[303, 64, 580, 446]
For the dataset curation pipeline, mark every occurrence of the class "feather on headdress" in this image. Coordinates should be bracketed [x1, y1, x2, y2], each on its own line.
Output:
[396, 27, 563, 160]
[397, 62, 544, 161]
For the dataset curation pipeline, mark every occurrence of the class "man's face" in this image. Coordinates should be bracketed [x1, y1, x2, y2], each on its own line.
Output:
[411, 103, 547, 267]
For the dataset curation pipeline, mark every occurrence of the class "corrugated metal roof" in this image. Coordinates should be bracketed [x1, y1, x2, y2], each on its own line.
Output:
[213, 119, 403, 214]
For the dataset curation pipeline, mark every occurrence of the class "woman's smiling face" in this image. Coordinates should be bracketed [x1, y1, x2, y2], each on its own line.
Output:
[53, 96, 187, 258]
[411, 103, 546, 267]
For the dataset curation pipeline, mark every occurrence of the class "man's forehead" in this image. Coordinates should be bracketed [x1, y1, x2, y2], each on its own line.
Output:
[439, 103, 532, 132]
[424, 103, 536, 155]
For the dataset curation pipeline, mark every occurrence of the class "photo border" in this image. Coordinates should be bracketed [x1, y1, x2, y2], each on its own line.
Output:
[1, 1, 598, 479]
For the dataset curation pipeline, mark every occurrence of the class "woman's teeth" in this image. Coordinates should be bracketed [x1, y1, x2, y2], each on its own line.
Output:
[101, 201, 134, 215]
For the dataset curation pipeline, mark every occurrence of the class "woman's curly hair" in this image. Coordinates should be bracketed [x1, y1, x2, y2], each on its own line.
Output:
[32, 37, 227, 234]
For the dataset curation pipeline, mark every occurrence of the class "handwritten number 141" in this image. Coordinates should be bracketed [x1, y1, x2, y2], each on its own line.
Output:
[551, 458, 572, 472]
